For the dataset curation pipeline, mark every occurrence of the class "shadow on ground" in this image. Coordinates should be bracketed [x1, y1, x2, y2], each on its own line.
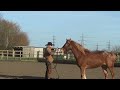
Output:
[0, 74, 45, 79]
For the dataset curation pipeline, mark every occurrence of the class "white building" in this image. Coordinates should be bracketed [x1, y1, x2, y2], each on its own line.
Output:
[34, 47, 44, 58]
[13, 46, 44, 58]
[54, 48, 64, 55]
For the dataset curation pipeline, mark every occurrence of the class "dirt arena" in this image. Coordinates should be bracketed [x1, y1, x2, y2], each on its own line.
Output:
[0, 61, 119, 79]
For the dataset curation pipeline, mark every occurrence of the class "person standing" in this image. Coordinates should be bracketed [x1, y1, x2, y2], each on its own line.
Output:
[44, 42, 54, 79]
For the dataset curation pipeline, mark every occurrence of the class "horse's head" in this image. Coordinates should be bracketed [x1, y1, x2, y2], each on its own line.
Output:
[61, 38, 72, 54]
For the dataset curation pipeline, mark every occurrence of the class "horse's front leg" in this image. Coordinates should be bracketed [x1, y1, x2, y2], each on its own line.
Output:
[80, 67, 87, 79]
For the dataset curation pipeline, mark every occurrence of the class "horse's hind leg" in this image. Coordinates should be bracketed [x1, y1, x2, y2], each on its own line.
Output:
[101, 65, 108, 79]
[108, 66, 114, 79]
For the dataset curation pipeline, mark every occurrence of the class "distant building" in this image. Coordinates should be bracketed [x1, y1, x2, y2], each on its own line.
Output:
[34, 47, 44, 58]
[13, 46, 44, 58]
[54, 48, 64, 55]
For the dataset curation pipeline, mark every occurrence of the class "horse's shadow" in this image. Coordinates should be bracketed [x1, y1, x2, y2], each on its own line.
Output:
[0, 74, 45, 79]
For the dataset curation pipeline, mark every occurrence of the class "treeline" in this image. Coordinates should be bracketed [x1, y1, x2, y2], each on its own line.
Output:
[0, 14, 29, 50]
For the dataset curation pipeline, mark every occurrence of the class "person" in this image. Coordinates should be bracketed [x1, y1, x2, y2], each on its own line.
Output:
[43, 42, 54, 79]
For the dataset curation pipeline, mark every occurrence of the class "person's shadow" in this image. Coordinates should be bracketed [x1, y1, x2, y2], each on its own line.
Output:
[0, 74, 45, 79]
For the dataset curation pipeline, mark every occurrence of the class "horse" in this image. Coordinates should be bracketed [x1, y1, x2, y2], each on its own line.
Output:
[61, 39, 117, 79]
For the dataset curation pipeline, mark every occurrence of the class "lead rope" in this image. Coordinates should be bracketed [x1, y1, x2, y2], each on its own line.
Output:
[52, 47, 60, 79]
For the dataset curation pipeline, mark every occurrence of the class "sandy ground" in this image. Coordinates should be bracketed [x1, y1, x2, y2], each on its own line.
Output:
[0, 61, 119, 79]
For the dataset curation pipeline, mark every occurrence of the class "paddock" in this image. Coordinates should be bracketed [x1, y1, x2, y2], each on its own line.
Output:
[0, 61, 119, 79]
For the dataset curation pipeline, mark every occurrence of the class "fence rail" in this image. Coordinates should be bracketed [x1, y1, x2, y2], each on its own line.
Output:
[0, 50, 75, 61]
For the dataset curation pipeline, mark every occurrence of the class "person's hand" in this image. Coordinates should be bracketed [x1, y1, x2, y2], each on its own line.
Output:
[43, 57, 46, 59]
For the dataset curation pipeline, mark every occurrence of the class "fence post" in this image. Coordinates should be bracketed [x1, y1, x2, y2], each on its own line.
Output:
[37, 51, 39, 59]
[20, 51, 21, 60]
[7, 50, 8, 60]
[13, 50, 15, 58]
[1, 51, 3, 60]
[29, 53, 30, 60]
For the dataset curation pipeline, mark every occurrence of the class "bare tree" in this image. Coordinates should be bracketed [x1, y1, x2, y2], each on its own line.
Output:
[13, 32, 29, 46]
[112, 45, 120, 53]
[0, 16, 29, 50]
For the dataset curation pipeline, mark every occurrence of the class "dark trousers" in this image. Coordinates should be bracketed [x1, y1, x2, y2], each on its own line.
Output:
[45, 61, 52, 79]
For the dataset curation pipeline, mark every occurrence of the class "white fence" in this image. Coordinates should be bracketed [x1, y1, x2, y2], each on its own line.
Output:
[0, 50, 43, 60]
[0, 50, 76, 61]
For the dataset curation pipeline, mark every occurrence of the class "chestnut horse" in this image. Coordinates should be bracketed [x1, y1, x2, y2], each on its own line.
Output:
[61, 39, 116, 79]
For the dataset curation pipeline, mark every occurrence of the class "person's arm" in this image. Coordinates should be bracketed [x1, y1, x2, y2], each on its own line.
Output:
[47, 48, 53, 55]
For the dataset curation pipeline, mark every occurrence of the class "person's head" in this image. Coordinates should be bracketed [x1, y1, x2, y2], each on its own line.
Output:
[45, 42, 53, 48]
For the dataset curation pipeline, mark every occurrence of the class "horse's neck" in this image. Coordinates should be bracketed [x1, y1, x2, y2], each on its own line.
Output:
[70, 42, 84, 60]
[71, 46, 80, 59]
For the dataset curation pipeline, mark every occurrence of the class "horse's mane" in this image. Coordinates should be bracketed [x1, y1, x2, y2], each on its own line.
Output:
[71, 40, 107, 54]
[70, 39, 109, 55]
[71, 40, 91, 53]
[71, 40, 87, 54]
[93, 50, 105, 53]
[71, 40, 83, 50]
[84, 49, 91, 53]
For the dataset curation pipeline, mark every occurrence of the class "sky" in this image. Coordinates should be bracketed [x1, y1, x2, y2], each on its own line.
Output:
[1, 11, 120, 50]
